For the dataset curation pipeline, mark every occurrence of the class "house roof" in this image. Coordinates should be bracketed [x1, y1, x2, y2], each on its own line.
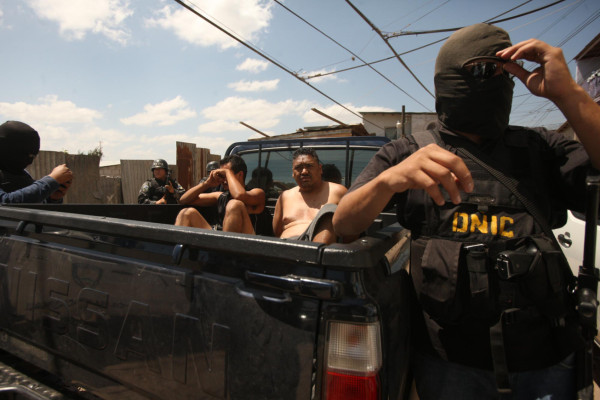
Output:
[575, 32, 600, 61]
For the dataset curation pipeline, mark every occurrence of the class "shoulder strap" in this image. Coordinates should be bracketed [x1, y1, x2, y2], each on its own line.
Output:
[457, 145, 553, 236]
[409, 129, 444, 150]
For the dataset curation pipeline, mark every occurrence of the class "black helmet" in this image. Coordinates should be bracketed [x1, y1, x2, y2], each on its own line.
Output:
[151, 159, 168, 171]
[206, 161, 219, 173]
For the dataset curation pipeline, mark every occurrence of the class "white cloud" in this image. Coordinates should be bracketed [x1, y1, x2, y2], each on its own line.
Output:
[300, 68, 341, 84]
[25, 0, 133, 45]
[228, 79, 279, 92]
[236, 58, 269, 73]
[145, 0, 273, 50]
[186, 135, 235, 157]
[198, 96, 311, 134]
[0, 95, 102, 125]
[120, 96, 197, 127]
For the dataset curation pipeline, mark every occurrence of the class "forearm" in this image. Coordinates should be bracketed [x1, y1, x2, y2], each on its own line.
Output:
[554, 85, 600, 169]
[226, 172, 246, 199]
[179, 182, 210, 205]
[333, 177, 395, 237]
[0, 176, 59, 204]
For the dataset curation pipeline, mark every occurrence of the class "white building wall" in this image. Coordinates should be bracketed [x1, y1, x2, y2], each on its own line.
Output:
[361, 112, 437, 139]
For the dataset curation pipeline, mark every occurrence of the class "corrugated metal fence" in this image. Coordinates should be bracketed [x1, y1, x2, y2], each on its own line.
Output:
[27, 143, 218, 204]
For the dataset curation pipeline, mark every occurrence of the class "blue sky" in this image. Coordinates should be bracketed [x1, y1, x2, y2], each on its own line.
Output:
[0, 0, 598, 166]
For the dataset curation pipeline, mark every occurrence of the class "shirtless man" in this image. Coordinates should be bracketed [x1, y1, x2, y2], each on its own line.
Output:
[272, 148, 347, 244]
[175, 155, 265, 234]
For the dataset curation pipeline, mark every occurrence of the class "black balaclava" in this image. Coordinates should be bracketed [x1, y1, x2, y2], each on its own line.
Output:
[435, 23, 514, 140]
[0, 121, 40, 174]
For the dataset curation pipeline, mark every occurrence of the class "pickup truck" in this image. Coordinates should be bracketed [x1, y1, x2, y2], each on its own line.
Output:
[0, 136, 413, 400]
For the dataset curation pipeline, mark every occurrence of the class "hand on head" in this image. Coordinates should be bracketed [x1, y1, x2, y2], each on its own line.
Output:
[497, 39, 578, 103]
[206, 168, 227, 187]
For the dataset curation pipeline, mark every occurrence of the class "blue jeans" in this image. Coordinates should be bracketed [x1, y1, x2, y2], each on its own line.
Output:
[413, 351, 575, 400]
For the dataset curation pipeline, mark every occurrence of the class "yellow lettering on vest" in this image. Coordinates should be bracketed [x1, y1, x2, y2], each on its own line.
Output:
[470, 214, 488, 234]
[490, 215, 498, 235]
[500, 216, 514, 238]
[453, 212, 468, 232]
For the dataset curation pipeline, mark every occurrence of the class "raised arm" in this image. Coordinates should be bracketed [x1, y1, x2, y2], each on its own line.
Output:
[179, 169, 222, 206]
[223, 168, 265, 213]
[499, 39, 600, 169]
[333, 144, 473, 237]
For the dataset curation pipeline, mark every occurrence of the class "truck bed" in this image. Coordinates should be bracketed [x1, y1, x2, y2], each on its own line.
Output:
[0, 204, 411, 399]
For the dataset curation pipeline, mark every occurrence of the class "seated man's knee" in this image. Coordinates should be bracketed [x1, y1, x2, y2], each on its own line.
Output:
[175, 207, 205, 227]
[226, 199, 245, 214]
[178, 207, 197, 219]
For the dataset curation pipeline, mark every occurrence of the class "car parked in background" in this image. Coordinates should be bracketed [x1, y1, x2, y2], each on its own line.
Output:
[554, 210, 600, 276]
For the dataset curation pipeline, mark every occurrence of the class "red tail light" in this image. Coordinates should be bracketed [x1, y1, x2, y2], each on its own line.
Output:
[323, 321, 382, 400]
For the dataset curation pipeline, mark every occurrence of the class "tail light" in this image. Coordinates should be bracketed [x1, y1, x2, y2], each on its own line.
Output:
[323, 321, 382, 400]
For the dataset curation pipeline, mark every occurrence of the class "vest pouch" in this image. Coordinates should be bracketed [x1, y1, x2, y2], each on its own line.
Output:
[504, 235, 574, 320]
[411, 238, 470, 326]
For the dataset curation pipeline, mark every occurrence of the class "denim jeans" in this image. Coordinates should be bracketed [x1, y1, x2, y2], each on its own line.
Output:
[413, 351, 575, 400]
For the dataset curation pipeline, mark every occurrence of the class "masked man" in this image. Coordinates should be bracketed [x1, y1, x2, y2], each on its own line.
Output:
[333, 23, 600, 399]
[0, 120, 73, 203]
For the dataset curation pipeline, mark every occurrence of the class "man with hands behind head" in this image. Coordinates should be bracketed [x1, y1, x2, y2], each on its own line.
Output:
[175, 154, 265, 234]
[333, 23, 600, 399]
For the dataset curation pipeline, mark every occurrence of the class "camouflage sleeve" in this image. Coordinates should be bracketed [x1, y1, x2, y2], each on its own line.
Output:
[172, 180, 186, 200]
[137, 181, 155, 204]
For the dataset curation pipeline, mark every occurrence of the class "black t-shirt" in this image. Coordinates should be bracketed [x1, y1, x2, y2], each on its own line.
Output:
[216, 187, 273, 236]
[349, 125, 591, 371]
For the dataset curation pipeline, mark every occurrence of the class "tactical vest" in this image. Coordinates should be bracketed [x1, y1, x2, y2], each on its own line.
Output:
[404, 128, 578, 375]
[145, 178, 179, 204]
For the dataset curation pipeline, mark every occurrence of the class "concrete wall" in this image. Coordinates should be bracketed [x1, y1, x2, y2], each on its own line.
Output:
[361, 112, 437, 139]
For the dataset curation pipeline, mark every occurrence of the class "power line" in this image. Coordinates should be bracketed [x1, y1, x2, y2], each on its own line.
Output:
[304, 38, 446, 80]
[556, 7, 600, 47]
[303, 0, 544, 81]
[273, 0, 432, 110]
[172, 0, 385, 129]
[345, 0, 436, 99]
[384, 0, 565, 38]
[483, 0, 534, 22]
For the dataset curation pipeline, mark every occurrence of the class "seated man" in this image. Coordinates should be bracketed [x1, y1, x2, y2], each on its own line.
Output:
[175, 155, 265, 234]
[272, 148, 347, 244]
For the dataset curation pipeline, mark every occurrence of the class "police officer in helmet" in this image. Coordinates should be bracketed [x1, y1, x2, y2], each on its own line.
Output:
[137, 159, 185, 205]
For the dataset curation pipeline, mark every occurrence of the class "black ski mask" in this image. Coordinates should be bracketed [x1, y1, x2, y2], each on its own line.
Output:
[435, 23, 514, 139]
[0, 121, 40, 174]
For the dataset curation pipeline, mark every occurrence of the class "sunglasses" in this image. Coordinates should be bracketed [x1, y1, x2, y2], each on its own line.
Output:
[462, 57, 524, 79]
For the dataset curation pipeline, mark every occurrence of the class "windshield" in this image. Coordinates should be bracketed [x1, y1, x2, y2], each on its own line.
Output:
[238, 147, 378, 199]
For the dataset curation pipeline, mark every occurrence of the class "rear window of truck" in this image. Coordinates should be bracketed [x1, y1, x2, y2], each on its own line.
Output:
[239, 147, 378, 192]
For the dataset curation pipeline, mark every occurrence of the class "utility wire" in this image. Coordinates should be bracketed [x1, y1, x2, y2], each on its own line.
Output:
[556, 8, 600, 47]
[273, 0, 432, 110]
[483, 0, 534, 22]
[307, 0, 535, 81]
[345, 0, 436, 99]
[384, 0, 565, 38]
[172, 0, 385, 129]
[304, 38, 446, 80]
